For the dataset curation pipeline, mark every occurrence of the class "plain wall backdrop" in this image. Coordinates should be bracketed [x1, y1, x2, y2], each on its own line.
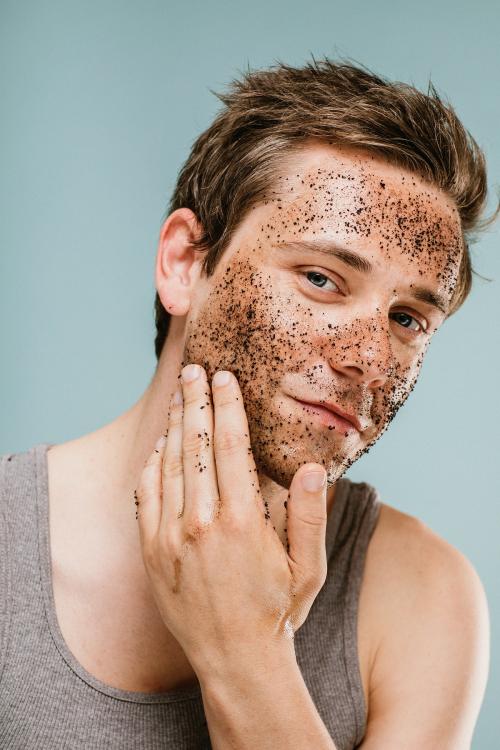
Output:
[1, 0, 499, 746]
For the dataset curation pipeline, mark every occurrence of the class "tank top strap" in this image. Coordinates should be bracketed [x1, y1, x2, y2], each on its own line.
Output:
[0, 451, 14, 684]
[0, 445, 47, 688]
[294, 476, 382, 749]
[327, 477, 382, 568]
[0, 446, 41, 585]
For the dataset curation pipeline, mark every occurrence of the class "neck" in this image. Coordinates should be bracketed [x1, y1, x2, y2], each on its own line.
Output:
[65, 332, 336, 548]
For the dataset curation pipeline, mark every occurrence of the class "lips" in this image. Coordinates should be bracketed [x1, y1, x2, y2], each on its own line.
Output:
[293, 398, 362, 434]
[321, 401, 363, 432]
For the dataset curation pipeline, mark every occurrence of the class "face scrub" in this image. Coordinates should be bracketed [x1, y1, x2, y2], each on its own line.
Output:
[182, 146, 462, 491]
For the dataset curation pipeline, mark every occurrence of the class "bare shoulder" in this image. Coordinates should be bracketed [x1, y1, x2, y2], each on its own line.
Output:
[359, 500, 490, 748]
[365, 501, 489, 616]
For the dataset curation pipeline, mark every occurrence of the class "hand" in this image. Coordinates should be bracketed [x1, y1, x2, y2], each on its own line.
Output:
[135, 364, 328, 679]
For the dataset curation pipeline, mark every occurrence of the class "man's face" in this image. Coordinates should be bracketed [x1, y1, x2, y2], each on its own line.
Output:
[181, 143, 462, 488]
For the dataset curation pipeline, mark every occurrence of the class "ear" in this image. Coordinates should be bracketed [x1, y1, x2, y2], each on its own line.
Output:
[155, 208, 205, 317]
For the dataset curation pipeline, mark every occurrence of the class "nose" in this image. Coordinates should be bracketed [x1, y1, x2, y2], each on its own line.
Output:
[327, 314, 396, 389]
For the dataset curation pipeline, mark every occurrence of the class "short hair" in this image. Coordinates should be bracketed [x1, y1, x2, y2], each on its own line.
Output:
[153, 57, 497, 362]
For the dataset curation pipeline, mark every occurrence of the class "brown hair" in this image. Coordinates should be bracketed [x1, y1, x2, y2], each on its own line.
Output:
[154, 57, 497, 362]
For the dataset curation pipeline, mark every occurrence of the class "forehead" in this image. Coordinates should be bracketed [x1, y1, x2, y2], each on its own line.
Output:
[275, 143, 460, 243]
[252, 141, 463, 298]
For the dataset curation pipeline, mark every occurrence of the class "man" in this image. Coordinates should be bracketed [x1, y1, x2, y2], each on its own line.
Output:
[0, 59, 493, 748]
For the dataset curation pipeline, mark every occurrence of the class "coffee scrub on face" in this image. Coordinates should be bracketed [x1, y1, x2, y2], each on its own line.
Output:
[181, 146, 463, 491]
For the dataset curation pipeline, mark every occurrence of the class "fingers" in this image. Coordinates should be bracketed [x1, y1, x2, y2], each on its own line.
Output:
[180, 364, 220, 526]
[138, 365, 261, 545]
[159, 388, 185, 535]
[211, 369, 260, 519]
[286, 463, 328, 593]
[136, 433, 167, 550]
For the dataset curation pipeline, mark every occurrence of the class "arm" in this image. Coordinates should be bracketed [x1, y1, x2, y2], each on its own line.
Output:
[198, 512, 489, 750]
[199, 643, 336, 750]
[358, 510, 490, 750]
[135, 366, 336, 747]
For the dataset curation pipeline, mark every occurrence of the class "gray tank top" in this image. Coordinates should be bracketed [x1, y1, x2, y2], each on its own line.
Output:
[0, 443, 381, 749]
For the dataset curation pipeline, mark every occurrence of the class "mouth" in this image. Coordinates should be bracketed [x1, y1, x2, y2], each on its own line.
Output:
[292, 398, 361, 435]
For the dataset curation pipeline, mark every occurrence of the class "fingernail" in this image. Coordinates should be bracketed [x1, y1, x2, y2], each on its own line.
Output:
[172, 389, 183, 405]
[213, 370, 231, 387]
[301, 471, 326, 492]
[182, 364, 201, 382]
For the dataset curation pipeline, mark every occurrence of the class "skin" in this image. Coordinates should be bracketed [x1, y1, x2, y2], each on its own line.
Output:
[159, 141, 461, 544]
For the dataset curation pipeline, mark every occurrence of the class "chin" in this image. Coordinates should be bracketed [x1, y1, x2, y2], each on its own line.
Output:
[250, 437, 350, 490]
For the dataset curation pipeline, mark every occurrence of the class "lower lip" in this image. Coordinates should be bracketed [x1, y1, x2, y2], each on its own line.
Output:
[293, 399, 359, 434]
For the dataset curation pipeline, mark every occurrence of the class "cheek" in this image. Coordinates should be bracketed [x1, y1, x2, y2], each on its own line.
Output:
[377, 347, 427, 429]
[183, 253, 430, 434]
[182, 260, 306, 391]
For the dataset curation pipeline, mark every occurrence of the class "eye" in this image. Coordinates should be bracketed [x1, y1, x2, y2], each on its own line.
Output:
[304, 270, 341, 293]
[301, 270, 429, 337]
[390, 311, 427, 335]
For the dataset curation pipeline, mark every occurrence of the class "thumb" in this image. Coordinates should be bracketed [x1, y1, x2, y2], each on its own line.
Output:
[287, 463, 328, 591]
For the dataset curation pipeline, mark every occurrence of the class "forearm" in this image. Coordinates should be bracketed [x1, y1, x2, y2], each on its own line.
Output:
[198, 643, 337, 750]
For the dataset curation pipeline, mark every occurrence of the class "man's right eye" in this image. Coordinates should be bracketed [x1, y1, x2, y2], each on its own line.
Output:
[304, 270, 341, 293]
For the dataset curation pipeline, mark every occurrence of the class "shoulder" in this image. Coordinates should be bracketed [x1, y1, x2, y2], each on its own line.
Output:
[359, 501, 490, 748]
[366, 501, 489, 620]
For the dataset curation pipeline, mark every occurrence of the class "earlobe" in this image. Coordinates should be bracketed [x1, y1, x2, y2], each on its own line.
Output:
[155, 208, 204, 317]
[157, 279, 191, 316]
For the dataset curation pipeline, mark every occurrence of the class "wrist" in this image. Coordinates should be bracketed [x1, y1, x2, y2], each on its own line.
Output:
[196, 637, 298, 695]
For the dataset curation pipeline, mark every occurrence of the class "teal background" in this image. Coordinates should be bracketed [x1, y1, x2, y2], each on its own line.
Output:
[1, 1, 498, 745]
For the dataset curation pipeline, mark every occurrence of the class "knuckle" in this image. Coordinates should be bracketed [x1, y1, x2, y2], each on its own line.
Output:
[315, 562, 328, 589]
[183, 430, 207, 459]
[182, 392, 198, 408]
[213, 391, 236, 409]
[182, 388, 210, 409]
[190, 492, 220, 516]
[168, 410, 183, 428]
[163, 454, 183, 478]
[214, 428, 246, 455]
[298, 513, 328, 528]
[183, 517, 210, 541]
[221, 510, 245, 534]
[299, 565, 327, 594]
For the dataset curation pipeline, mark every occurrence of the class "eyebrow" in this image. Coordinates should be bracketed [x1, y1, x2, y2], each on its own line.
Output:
[273, 239, 449, 316]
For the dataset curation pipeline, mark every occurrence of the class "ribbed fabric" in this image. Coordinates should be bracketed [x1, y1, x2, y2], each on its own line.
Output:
[0, 443, 381, 749]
